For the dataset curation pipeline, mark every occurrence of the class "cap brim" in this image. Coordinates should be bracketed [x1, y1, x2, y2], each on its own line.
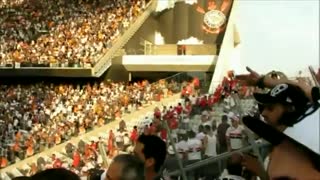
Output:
[242, 116, 320, 170]
[253, 93, 278, 105]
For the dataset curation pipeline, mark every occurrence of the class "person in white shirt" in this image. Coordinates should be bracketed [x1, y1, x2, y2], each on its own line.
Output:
[175, 134, 188, 159]
[115, 129, 126, 152]
[196, 125, 205, 142]
[203, 125, 220, 179]
[226, 116, 245, 151]
[203, 125, 217, 158]
[123, 133, 131, 152]
[186, 130, 202, 180]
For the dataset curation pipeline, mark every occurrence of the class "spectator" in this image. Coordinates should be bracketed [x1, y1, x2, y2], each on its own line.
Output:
[243, 116, 320, 179]
[240, 83, 318, 179]
[103, 154, 145, 180]
[217, 115, 230, 154]
[237, 67, 320, 179]
[236, 66, 318, 104]
[134, 134, 167, 180]
[226, 114, 245, 151]
[186, 130, 202, 180]
[0, 0, 149, 67]
[30, 168, 80, 180]
[130, 126, 138, 144]
[0, 78, 177, 168]
[203, 125, 219, 180]
[203, 125, 217, 158]
[196, 125, 205, 141]
[175, 134, 189, 160]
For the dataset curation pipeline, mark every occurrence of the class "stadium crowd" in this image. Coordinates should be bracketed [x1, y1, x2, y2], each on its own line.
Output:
[1, 72, 257, 180]
[1, 67, 320, 180]
[0, 0, 149, 68]
[0, 77, 183, 170]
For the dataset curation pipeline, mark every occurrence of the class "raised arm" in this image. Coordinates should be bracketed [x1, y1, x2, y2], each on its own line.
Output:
[236, 66, 318, 103]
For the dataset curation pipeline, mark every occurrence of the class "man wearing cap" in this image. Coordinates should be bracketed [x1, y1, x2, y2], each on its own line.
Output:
[237, 67, 320, 179]
[253, 83, 311, 130]
[242, 83, 319, 179]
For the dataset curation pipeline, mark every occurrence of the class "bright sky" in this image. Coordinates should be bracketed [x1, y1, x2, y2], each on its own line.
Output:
[235, 0, 319, 77]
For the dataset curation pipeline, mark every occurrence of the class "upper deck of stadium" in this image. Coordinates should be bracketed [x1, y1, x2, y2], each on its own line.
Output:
[0, 0, 236, 77]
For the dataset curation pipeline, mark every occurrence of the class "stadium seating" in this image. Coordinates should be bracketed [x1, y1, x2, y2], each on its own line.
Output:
[0, 0, 149, 68]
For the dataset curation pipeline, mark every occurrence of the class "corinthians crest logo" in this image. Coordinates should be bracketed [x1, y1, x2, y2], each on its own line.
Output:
[204, 10, 226, 29]
[196, 0, 231, 34]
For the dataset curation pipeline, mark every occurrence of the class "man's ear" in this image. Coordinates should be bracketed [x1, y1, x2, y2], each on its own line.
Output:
[145, 158, 155, 168]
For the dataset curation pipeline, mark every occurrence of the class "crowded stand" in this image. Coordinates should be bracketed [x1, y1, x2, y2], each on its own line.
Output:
[0, 77, 184, 171]
[0, 0, 149, 68]
[1, 67, 320, 180]
[0, 71, 259, 180]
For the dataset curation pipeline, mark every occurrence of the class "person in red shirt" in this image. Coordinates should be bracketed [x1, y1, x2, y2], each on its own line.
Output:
[154, 107, 161, 119]
[181, 86, 187, 98]
[169, 116, 179, 130]
[175, 103, 183, 115]
[199, 95, 208, 111]
[193, 77, 200, 93]
[90, 140, 97, 150]
[207, 94, 215, 107]
[108, 130, 115, 158]
[186, 84, 193, 97]
[184, 101, 192, 116]
[214, 85, 223, 103]
[160, 128, 167, 141]
[72, 149, 81, 168]
[130, 126, 139, 144]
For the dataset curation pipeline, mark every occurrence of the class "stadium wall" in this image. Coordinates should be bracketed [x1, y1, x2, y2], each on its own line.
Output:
[208, 0, 237, 93]
[102, 57, 130, 82]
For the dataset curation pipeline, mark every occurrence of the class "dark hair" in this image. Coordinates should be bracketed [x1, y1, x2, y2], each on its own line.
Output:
[222, 115, 228, 122]
[137, 135, 166, 172]
[30, 168, 80, 180]
[12, 177, 31, 180]
[204, 125, 211, 132]
[113, 154, 145, 180]
[187, 130, 196, 139]
[87, 168, 105, 180]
